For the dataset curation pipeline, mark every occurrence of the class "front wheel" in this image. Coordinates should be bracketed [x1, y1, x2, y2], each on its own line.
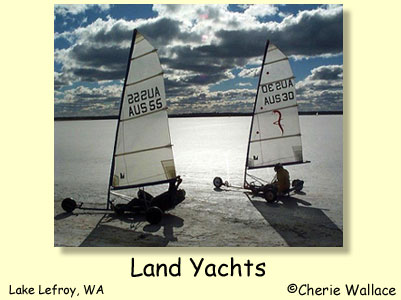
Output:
[213, 177, 224, 188]
[61, 198, 77, 213]
[264, 189, 277, 203]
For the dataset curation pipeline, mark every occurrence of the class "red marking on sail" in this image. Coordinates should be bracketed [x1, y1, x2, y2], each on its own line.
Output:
[273, 110, 284, 135]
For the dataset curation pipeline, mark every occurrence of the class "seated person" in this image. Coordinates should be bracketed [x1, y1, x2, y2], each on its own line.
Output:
[272, 163, 290, 194]
[147, 176, 185, 211]
[124, 176, 185, 212]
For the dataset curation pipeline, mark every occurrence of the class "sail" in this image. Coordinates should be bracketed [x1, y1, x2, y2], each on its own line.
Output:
[109, 30, 176, 190]
[246, 41, 303, 171]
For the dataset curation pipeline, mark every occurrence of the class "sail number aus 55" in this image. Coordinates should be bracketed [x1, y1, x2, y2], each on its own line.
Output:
[126, 87, 163, 117]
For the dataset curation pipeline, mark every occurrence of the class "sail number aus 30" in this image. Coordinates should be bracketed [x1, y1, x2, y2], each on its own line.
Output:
[261, 79, 295, 106]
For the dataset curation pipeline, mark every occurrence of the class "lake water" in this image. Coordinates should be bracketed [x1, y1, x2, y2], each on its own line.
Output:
[55, 116, 343, 229]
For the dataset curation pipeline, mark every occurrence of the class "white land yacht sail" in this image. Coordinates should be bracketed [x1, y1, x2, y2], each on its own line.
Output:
[107, 29, 177, 206]
[244, 40, 307, 186]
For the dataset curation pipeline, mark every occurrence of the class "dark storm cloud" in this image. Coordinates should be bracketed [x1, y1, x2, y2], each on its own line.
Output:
[160, 42, 249, 81]
[212, 30, 268, 58]
[186, 73, 229, 85]
[57, 44, 129, 84]
[138, 18, 201, 44]
[269, 11, 342, 56]
[57, 18, 202, 85]
[162, 48, 229, 73]
[215, 10, 342, 58]
[164, 70, 234, 98]
[72, 67, 125, 82]
[71, 44, 128, 70]
[90, 21, 133, 44]
[161, 45, 247, 91]
[88, 17, 199, 47]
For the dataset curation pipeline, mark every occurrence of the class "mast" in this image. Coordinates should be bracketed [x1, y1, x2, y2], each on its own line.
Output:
[243, 40, 270, 187]
[107, 29, 137, 209]
[107, 29, 177, 208]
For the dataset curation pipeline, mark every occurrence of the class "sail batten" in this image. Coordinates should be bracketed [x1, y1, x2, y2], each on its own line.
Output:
[263, 57, 288, 66]
[125, 72, 164, 87]
[131, 49, 158, 60]
[108, 30, 176, 191]
[250, 133, 301, 143]
[115, 144, 173, 157]
[244, 41, 304, 179]
[134, 35, 145, 44]
[260, 76, 295, 87]
[254, 104, 298, 115]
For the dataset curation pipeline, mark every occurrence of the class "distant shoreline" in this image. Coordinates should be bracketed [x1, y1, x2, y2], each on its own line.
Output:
[54, 111, 342, 121]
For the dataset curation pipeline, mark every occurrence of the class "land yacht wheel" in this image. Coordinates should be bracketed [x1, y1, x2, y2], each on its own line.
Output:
[213, 177, 224, 188]
[61, 198, 77, 213]
[264, 189, 277, 203]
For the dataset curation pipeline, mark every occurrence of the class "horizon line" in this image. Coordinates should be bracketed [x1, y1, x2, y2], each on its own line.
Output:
[54, 111, 343, 121]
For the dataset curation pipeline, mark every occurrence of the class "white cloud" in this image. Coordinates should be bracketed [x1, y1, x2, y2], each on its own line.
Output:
[244, 5, 278, 18]
[296, 65, 343, 111]
[54, 4, 110, 17]
[278, 11, 291, 18]
[238, 67, 260, 78]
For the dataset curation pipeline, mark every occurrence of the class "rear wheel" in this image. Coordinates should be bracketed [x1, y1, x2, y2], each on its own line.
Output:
[213, 177, 223, 188]
[292, 179, 304, 192]
[264, 189, 277, 203]
[145, 206, 163, 224]
[61, 198, 77, 213]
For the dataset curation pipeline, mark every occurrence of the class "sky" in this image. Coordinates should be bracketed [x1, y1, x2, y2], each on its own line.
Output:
[54, 4, 343, 117]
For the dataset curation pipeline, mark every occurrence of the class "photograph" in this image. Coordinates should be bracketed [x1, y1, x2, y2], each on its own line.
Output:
[54, 4, 343, 247]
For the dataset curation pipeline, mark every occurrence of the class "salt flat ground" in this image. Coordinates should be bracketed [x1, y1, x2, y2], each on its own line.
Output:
[54, 116, 343, 247]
